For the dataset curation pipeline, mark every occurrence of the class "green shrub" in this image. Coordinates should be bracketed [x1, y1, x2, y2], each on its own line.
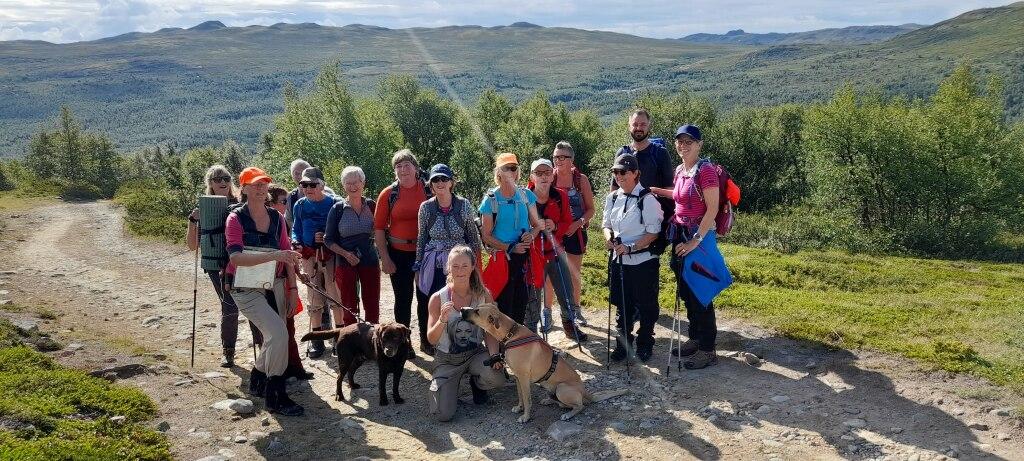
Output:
[60, 181, 104, 201]
[114, 182, 187, 243]
[0, 162, 15, 191]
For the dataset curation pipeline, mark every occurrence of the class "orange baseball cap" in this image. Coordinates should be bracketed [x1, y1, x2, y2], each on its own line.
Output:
[496, 153, 518, 167]
[239, 167, 272, 186]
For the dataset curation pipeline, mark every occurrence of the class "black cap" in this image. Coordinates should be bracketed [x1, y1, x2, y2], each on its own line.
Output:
[428, 163, 454, 181]
[611, 153, 639, 172]
[300, 167, 325, 183]
[674, 124, 702, 141]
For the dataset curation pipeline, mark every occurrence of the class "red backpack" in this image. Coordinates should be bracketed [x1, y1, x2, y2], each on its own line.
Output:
[688, 159, 740, 237]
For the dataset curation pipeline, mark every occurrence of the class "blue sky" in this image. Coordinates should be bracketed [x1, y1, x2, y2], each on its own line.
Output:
[0, 0, 1014, 43]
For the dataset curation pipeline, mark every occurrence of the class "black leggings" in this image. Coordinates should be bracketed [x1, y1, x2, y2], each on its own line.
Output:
[608, 257, 660, 347]
[496, 252, 529, 325]
[388, 246, 430, 343]
[670, 223, 717, 352]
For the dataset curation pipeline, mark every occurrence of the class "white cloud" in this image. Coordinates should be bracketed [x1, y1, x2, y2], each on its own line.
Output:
[0, 0, 1015, 43]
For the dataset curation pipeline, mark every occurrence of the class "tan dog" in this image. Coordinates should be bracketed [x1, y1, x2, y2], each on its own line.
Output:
[462, 303, 627, 422]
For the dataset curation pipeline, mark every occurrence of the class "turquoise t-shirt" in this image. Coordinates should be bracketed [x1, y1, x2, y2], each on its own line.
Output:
[478, 188, 537, 245]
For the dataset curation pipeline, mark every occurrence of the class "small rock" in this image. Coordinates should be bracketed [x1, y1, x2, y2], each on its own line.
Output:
[771, 395, 791, 403]
[249, 431, 268, 438]
[66, 343, 85, 351]
[841, 435, 855, 441]
[194, 456, 228, 461]
[157, 421, 171, 432]
[267, 437, 285, 452]
[142, 315, 162, 326]
[890, 427, 904, 434]
[89, 363, 149, 380]
[261, 416, 271, 427]
[233, 435, 247, 444]
[110, 415, 127, 424]
[741, 352, 761, 366]
[756, 405, 772, 414]
[996, 432, 1011, 441]
[969, 422, 990, 431]
[843, 418, 867, 429]
[639, 421, 654, 430]
[762, 439, 783, 448]
[218, 448, 236, 458]
[547, 420, 583, 442]
[991, 407, 1013, 417]
[202, 371, 228, 379]
[174, 379, 195, 386]
[188, 431, 213, 439]
[228, 399, 254, 415]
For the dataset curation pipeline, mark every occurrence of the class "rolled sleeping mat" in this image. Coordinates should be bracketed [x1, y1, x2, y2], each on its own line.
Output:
[198, 195, 230, 271]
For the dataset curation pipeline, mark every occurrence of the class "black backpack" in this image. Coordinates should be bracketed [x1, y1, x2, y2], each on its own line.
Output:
[609, 186, 668, 255]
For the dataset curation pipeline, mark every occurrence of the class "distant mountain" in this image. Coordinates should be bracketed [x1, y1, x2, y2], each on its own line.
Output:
[1, 2, 1022, 156]
[681, 24, 924, 45]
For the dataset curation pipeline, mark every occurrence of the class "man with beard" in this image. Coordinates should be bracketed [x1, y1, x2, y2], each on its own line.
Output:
[611, 109, 675, 223]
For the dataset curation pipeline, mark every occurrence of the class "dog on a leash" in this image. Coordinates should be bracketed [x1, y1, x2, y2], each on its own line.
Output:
[301, 322, 411, 406]
[462, 303, 628, 422]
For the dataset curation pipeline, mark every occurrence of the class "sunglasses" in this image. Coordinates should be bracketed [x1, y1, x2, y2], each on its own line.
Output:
[502, 165, 519, 172]
[211, 176, 231, 183]
[612, 170, 633, 176]
[676, 137, 697, 146]
[532, 169, 553, 176]
[299, 182, 320, 188]
[553, 155, 573, 161]
[430, 177, 452, 183]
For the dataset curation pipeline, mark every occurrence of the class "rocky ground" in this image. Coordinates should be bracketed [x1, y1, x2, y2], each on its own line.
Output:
[0, 201, 1022, 460]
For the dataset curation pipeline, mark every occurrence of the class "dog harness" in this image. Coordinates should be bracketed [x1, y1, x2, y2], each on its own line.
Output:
[497, 324, 561, 384]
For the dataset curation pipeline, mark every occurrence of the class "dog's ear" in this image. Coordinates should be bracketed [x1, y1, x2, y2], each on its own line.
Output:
[373, 325, 384, 356]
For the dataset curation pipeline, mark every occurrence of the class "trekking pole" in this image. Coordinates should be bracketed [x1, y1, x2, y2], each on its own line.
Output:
[614, 237, 631, 383]
[546, 230, 582, 351]
[539, 232, 548, 342]
[191, 221, 200, 368]
[606, 249, 613, 370]
[667, 258, 680, 376]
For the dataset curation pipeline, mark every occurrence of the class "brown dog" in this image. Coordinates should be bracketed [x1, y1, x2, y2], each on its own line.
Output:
[301, 322, 411, 406]
[462, 303, 627, 422]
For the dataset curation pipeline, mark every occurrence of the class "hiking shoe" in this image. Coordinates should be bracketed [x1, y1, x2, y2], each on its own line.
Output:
[636, 340, 654, 363]
[574, 309, 588, 326]
[420, 341, 436, 357]
[248, 368, 267, 396]
[561, 320, 589, 342]
[307, 327, 326, 359]
[469, 377, 489, 405]
[671, 340, 699, 357]
[540, 307, 553, 333]
[610, 343, 628, 362]
[683, 350, 718, 370]
[220, 348, 235, 368]
[265, 376, 304, 417]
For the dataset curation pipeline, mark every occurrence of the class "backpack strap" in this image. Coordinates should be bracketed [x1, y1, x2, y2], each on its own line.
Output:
[691, 159, 713, 203]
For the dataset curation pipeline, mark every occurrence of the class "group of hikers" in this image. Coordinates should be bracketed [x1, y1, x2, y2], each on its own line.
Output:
[186, 109, 737, 419]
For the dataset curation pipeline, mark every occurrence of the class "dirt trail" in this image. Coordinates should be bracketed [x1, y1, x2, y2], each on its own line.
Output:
[1, 201, 1022, 461]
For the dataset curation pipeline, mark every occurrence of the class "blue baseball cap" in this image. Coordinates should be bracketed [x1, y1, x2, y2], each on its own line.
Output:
[674, 124, 702, 141]
[428, 163, 454, 181]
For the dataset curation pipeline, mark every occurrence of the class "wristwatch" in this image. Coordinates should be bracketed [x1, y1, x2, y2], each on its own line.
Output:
[693, 233, 704, 243]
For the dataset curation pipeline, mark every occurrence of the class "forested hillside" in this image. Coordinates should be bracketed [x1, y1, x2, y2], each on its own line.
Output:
[1, 2, 1023, 155]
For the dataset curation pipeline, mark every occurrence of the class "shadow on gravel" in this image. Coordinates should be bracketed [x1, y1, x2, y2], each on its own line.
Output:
[650, 311, 995, 460]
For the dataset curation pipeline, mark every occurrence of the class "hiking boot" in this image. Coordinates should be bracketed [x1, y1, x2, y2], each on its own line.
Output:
[561, 320, 589, 343]
[636, 338, 654, 363]
[285, 366, 314, 381]
[610, 341, 628, 362]
[220, 348, 235, 368]
[469, 377, 489, 405]
[265, 376, 304, 417]
[683, 350, 718, 370]
[540, 308, 553, 333]
[574, 309, 588, 326]
[248, 368, 267, 396]
[307, 327, 325, 359]
[671, 340, 699, 357]
[420, 341, 435, 357]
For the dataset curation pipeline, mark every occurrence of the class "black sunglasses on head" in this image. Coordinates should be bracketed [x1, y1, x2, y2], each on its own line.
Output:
[502, 165, 519, 172]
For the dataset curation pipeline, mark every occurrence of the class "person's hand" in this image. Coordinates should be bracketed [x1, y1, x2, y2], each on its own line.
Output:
[543, 219, 556, 232]
[188, 208, 199, 223]
[439, 301, 458, 323]
[511, 242, 530, 254]
[675, 240, 699, 257]
[342, 250, 359, 266]
[314, 232, 325, 244]
[275, 250, 302, 267]
[604, 238, 614, 250]
[380, 256, 397, 275]
[491, 359, 504, 371]
[287, 289, 300, 317]
[612, 243, 629, 257]
[520, 233, 534, 244]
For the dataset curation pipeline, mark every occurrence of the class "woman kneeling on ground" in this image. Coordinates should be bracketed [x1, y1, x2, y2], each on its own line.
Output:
[427, 245, 505, 422]
[324, 166, 381, 326]
[225, 167, 305, 416]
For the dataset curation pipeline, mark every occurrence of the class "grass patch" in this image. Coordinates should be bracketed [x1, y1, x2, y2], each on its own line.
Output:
[1, 304, 57, 321]
[0, 318, 171, 460]
[579, 228, 1024, 394]
[105, 337, 149, 358]
[0, 190, 57, 213]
